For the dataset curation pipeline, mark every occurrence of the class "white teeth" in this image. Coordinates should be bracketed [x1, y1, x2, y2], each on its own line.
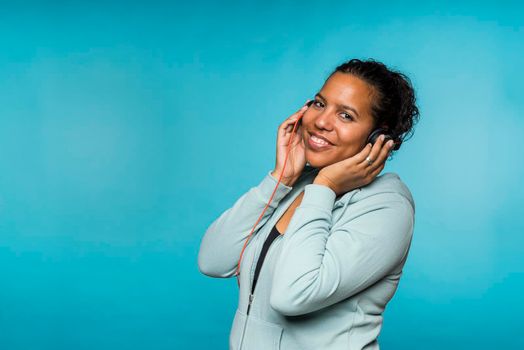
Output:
[311, 135, 329, 145]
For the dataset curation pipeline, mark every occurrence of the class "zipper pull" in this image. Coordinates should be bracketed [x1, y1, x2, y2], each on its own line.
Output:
[246, 293, 254, 315]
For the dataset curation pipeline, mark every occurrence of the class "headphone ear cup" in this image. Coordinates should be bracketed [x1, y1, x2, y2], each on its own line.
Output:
[367, 128, 384, 146]
[368, 128, 398, 148]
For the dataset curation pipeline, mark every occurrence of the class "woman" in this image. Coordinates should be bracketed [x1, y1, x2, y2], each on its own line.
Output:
[198, 58, 420, 350]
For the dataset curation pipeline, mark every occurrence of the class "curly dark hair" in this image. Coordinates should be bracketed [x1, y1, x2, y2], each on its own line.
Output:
[328, 58, 420, 159]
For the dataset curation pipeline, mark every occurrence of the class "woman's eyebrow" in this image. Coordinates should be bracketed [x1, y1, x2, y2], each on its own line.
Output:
[315, 93, 360, 119]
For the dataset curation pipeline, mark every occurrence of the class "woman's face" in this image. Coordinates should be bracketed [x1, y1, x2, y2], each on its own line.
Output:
[301, 72, 377, 169]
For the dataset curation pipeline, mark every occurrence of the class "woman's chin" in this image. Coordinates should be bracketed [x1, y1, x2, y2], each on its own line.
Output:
[306, 151, 343, 169]
[305, 156, 328, 169]
[305, 144, 336, 168]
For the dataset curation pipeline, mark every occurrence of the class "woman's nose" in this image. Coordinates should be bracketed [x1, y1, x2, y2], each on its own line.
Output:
[313, 109, 335, 129]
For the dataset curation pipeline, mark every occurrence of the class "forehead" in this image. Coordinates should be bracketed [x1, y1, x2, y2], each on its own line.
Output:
[319, 72, 375, 117]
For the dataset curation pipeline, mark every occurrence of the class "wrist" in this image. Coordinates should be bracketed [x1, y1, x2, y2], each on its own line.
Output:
[313, 176, 336, 192]
[271, 170, 298, 187]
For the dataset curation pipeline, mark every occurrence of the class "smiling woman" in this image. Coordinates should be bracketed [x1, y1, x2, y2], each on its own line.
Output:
[198, 58, 420, 350]
[302, 60, 419, 170]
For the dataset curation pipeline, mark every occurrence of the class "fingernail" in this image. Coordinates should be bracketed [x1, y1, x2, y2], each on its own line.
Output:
[387, 140, 394, 147]
[380, 134, 385, 141]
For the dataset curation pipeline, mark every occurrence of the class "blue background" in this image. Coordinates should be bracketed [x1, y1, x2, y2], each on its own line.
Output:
[1, 1, 522, 349]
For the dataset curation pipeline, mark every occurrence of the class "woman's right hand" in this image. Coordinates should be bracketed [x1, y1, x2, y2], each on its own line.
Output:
[272, 100, 312, 187]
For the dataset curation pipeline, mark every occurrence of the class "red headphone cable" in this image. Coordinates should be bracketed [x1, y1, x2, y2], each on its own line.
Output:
[234, 114, 303, 288]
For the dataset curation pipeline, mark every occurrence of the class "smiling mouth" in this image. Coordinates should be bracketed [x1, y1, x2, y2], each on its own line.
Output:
[307, 134, 334, 151]
[308, 131, 334, 145]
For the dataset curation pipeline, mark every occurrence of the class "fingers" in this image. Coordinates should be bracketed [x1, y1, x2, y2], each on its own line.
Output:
[281, 117, 302, 135]
[353, 143, 373, 165]
[295, 99, 312, 114]
[368, 161, 385, 180]
[290, 100, 312, 120]
[282, 117, 302, 132]
[363, 135, 385, 166]
[358, 134, 393, 169]
[281, 100, 311, 132]
[375, 138, 394, 166]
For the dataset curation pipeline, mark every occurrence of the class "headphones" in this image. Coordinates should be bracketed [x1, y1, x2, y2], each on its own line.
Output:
[234, 100, 400, 287]
[367, 128, 401, 150]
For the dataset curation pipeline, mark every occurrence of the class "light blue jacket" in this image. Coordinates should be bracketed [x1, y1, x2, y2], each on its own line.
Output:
[198, 165, 415, 350]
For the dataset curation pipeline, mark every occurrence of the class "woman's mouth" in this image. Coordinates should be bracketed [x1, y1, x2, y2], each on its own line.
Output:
[307, 134, 334, 151]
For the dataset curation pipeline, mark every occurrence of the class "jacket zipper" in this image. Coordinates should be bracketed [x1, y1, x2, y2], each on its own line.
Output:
[239, 230, 284, 349]
[246, 293, 254, 315]
[239, 222, 283, 349]
[237, 181, 308, 349]
[237, 293, 252, 350]
[238, 238, 261, 350]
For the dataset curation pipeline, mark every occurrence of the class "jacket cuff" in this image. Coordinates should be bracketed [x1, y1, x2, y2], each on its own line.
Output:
[300, 183, 336, 212]
[255, 170, 294, 208]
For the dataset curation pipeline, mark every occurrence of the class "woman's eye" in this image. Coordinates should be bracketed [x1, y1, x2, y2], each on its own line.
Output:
[313, 101, 353, 120]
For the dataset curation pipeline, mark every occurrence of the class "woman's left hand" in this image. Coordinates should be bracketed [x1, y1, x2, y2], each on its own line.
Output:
[313, 135, 395, 196]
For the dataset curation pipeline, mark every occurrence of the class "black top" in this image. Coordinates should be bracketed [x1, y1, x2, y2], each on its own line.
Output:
[250, 224, 281, 295]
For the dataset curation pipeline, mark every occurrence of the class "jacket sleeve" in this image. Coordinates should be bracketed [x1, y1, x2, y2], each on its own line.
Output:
[197, 170, 293, 278]
[269, 183, 415, 316]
